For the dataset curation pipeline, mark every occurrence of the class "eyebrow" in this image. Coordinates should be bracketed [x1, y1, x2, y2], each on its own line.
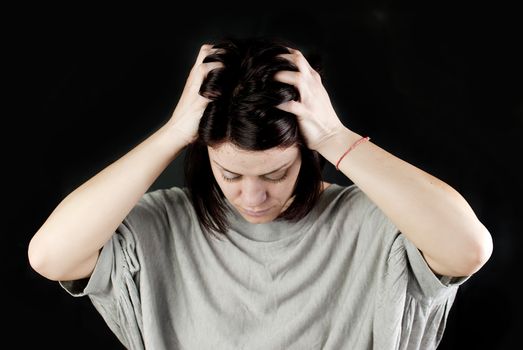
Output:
[212, 160, 292, 176]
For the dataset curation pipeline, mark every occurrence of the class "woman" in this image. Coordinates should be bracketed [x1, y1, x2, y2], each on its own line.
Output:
[28, 37, 493, 349]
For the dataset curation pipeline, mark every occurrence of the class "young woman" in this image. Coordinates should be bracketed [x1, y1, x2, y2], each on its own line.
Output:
[28, 37, 493, 349]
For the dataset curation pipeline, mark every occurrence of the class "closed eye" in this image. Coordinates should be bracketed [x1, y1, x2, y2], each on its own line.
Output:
[221, 173, 288, 183]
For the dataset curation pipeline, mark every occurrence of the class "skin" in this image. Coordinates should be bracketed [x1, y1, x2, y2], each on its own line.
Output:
[27, 45, 223, 281]
[28, 44, 492, 283]
[274, 48, 493, 277]
[208, 143, 330, 223]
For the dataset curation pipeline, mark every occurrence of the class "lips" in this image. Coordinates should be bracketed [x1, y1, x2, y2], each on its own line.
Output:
[242, 207, 271, 216]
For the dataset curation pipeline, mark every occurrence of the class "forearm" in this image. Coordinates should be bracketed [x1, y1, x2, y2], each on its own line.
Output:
[318, 127, 492, 277]
[28, 121, 188, 280]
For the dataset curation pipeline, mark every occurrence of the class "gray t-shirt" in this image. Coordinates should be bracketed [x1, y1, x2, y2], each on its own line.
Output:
[60, 183, 469, 350]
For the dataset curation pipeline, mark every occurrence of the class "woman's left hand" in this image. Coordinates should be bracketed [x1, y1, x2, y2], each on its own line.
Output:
[274, 48, 347, 151]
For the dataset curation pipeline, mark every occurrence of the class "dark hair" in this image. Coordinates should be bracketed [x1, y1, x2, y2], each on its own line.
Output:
[183, 36, 327, 240]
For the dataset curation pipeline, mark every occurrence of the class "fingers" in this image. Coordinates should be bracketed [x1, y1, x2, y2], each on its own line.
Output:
[194, 44, 215, 66]
[187, 45, 224, 86]
[275, 100, 305, 115]
[197, 61, 224, 76]
[278, 50, 314, 74]
[274, 70, 299, 85]
[191, 44, 223, 74]
[274, 49, 321, 88]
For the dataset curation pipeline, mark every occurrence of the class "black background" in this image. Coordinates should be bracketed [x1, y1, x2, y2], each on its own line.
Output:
[6, 4, 522, 349]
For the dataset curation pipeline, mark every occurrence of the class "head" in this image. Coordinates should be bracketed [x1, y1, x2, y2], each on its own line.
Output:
[184, 36, 327, 240]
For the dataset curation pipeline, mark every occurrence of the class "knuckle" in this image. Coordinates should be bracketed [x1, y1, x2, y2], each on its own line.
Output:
[293, 50, 304, 59]
[294, 54, 306, 66]
[204, 62, 218, 71]
[195, 63, 206, 74]
[295, 72, 304, 83]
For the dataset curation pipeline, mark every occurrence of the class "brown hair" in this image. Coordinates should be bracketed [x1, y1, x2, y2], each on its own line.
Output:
[183, 36, 327, 240]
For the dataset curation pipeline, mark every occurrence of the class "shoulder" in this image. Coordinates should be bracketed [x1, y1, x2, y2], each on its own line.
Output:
[123, 186, 193, 226]
[122, 186, 198, 242]
[320, 183, 379, 220]
[323, 182, 367, 203]
[138, 186, 191, 210]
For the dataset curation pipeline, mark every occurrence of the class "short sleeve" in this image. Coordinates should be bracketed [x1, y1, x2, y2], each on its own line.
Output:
[57, 187, 189, 349]
[355, 187, 471, 299]
[377, 234, 470, 349]
[58, 200, 157, 350]
[368, 199, 471, 349]
[402, 235, 470, 298]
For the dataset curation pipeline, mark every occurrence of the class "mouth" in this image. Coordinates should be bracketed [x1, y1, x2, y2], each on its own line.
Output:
[242, 207, 271, 217]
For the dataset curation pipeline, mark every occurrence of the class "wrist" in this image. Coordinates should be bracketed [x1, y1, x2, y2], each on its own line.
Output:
[161, 121, 194, 147]
[156, 122, 192, 155]
[316, 128, 363, 166]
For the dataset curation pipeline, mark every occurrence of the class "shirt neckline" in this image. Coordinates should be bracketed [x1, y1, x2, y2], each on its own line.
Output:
[224, 183, 339, 247]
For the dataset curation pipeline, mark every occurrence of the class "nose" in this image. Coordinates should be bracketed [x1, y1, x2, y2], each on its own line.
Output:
[241, 178, 268, 209]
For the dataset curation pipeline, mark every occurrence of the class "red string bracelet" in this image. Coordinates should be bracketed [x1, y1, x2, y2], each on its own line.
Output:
[335, 136, 370, 171]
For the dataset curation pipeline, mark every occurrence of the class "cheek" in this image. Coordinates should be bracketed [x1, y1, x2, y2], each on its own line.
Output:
[211, 169, 238, 197]
[216, 179, 290, 201]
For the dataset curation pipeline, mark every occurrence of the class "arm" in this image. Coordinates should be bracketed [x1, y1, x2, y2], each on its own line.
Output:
[274, 48, 493, 278]
[317, 127, 493, 277]
[28, 44, 222, 281]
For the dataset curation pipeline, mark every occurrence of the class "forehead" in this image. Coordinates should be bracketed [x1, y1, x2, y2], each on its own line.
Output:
[207, 143, 300, 174]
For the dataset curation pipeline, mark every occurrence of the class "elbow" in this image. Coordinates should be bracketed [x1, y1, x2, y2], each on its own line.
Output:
[29, 232, 99, 282]
[474, 226, 494, 271]
[458, 225, 494, 276]
[28, 235, 62, 281]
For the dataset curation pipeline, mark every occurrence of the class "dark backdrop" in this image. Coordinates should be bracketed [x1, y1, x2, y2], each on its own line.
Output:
[6, 5, 521, 349]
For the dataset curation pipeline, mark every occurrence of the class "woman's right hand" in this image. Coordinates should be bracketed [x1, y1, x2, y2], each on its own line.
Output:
[167, 44, 223, 145]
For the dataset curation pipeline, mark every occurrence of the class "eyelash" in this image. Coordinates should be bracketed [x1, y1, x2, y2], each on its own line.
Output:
[222, 173, 288, 183]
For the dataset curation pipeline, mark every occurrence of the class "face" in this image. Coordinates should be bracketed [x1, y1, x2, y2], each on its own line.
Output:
[208, 142, 302, 223]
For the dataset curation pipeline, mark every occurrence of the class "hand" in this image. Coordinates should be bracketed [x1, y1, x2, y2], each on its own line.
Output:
[167, 44, 223, 145]
[274, 48, 347, 151]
